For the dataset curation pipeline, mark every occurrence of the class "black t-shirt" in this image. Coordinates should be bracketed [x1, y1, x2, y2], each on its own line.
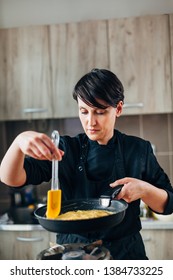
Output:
[86, 137, 115, 181]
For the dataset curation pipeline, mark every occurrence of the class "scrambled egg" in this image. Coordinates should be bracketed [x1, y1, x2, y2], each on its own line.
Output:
[56, 209, 114, 220]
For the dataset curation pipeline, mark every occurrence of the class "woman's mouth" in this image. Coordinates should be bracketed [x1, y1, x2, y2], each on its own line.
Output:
[87, 129, 99, 134]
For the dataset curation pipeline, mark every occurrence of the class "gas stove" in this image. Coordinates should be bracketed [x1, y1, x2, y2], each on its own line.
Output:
[37, 240, 112, 260]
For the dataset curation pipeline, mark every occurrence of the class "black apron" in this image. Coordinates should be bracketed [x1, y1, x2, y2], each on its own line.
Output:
[57, 137, 148, 260]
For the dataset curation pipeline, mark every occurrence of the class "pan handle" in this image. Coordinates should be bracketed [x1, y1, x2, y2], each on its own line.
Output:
[111, 185, 123, 198]
[99, 185, 123, 207]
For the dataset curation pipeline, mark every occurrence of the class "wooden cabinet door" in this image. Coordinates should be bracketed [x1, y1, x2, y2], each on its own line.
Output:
[0, 230, 51, 260]
[141, 229, 173, 259]
[49, 20, 109, 118]
[108, 15, 172, 115]
[0, 26, 53, 120]
[169, 14, 173, 106]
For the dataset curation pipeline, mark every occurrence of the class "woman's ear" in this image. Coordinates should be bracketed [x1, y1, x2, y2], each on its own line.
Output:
[116, 101, 123, 117]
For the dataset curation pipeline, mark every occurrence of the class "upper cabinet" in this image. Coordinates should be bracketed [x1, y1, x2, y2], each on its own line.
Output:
[0, 26, 53, 120]
[0, 15, 173, 120]
[108, 15, 172, 115]
[170, 14, 173, 104]
[49, 20, 109, 118]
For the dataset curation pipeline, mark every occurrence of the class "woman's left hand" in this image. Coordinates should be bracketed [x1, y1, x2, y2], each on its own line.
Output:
[110, 177, 168, 213]
[110, 177, 146, 203]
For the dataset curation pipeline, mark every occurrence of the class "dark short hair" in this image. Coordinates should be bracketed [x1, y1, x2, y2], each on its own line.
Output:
[72, 68, 124, 109]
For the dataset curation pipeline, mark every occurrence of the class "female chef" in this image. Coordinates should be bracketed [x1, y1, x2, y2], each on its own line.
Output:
[1, 69, 173, 259]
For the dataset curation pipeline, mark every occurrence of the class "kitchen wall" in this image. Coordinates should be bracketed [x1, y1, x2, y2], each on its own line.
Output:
[1, 0, 173, 29]
[0, 112, 173, 214]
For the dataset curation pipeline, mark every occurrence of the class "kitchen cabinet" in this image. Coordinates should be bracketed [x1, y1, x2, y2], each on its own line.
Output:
[0, 26, 53, 120]
[0, 20, 109, 120]
[141, 229, 173, 259]
[170, 14, 173, 101]
[108, 15, 172, 115]
[0, 15, 173, 121]
[49, 20, 109, 118]
[0, 230, 56, 260]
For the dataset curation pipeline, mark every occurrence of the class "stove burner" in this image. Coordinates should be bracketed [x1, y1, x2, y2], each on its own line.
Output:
[62, 250, 85, 260]
[37, 240, 112, 260]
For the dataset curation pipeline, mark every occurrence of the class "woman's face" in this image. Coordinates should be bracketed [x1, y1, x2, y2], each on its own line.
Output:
[78, 98, 123, 144]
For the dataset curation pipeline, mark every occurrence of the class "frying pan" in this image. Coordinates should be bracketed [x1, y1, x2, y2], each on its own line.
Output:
[34, 196, 128, 234]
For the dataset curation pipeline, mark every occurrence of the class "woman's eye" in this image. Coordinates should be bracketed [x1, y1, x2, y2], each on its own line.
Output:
[96, 111, 105, 115]
[80, 110, 88, 115]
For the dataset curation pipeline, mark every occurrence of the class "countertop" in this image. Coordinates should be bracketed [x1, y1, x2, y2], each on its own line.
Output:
[141, 219, 173, 230]
[0, 219, 173, 231]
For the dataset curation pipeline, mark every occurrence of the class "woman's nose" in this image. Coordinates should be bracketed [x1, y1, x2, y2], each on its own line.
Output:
[88, 114, 96, 126]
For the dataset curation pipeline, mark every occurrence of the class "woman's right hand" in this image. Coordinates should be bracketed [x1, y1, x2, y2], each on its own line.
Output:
[0, 131, 64, 187]
[16, 131, 64, 161]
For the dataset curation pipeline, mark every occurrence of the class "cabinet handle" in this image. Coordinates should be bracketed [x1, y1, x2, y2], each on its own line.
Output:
[16, 236, 44, 242]
[23, 108, 47, 113]
[123, 103, 144, 108]
[143, 237, 152, 242]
